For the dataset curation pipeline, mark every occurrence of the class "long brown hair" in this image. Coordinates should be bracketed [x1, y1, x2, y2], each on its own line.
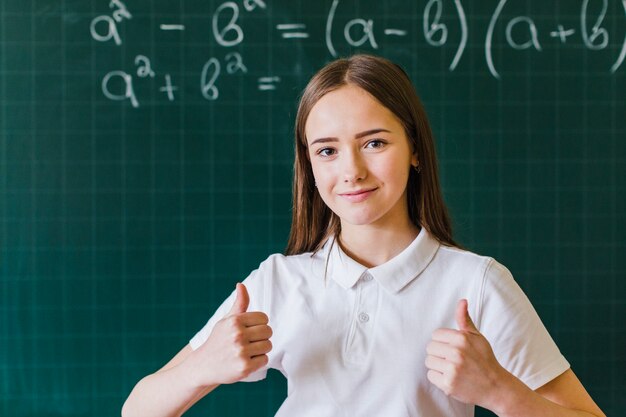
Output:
[285, 54, 461, 255]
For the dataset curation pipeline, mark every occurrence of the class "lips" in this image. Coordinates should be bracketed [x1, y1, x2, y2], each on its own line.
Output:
[339, 187, 378, 203]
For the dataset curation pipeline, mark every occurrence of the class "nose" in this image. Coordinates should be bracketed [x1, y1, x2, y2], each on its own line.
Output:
[342, 149, 367, 183]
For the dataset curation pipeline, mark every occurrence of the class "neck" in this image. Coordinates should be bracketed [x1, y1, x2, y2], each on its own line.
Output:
[338, 220, 421, 268]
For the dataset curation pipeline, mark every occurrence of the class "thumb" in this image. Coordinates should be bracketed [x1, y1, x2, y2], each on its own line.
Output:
[455, 299, 479, 334]
[227, 283, 249, 316]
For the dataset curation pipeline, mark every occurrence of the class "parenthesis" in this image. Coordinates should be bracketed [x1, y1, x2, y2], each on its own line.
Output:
[610, 0, 626, 73]
[326, 0, 339, 58]
[450, 0, 467, 71]
[485, 0, 507, 80]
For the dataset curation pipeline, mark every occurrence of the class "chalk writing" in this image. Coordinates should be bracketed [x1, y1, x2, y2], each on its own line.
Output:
[101, 70, 138, 108]
[91, 0, 626, 107]
[159, 74, 177, 101]
[160, 24, 185, 31]
[258, 76, 281, 91]
[213, 2, 244, 47]
[90, 0, 131, 46]
[277, 24, 310, 39]
[134, 55, 155, 78]
[550, 25, 576, 43]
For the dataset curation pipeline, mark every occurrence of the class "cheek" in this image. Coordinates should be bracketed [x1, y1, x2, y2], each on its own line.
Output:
[311, 161, 334, 188]
[371, 156, 401, 175]
[313, 171, 335, 193]
[375, 161, 410, 189]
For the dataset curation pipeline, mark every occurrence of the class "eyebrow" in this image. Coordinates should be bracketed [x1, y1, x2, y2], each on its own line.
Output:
[308, 128, 391, 147]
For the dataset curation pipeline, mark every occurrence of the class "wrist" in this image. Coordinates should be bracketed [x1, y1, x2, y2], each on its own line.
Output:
[178, 351, 218, 389]
[486, 368, 531, 417]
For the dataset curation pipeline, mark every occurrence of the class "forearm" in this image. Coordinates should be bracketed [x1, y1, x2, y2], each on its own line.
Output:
[490, 372, 604, 417]
[122, 360, 218, 417]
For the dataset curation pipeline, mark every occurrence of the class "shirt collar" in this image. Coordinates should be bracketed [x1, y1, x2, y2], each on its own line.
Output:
[323, 227, 440, 293]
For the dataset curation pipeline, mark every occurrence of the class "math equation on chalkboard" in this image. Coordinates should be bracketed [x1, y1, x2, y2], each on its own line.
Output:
[89, 0, 626, 108]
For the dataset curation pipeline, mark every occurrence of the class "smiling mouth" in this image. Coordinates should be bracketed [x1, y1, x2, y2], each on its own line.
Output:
[339, 187, 378, 202]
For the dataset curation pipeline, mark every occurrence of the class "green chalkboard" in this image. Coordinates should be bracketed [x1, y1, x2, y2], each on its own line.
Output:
[1, 0, 625, 416]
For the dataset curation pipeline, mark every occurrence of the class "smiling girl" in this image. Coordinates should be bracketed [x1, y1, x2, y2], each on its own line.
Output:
[122, 54, 605, 417]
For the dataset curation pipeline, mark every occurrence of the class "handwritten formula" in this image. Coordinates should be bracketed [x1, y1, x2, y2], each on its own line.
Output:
[90, 0, 626, 108]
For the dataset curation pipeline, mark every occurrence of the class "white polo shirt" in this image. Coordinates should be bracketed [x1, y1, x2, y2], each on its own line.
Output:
[190, 227, 570, 417]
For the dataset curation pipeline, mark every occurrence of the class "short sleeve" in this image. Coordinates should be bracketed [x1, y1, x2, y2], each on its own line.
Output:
[188, 266, 269, 382]
[477, 258, 570, 390]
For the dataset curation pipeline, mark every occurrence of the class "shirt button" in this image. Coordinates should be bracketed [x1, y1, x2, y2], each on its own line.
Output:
[358, 312, 370, 323]
[362, 274, 373, 282]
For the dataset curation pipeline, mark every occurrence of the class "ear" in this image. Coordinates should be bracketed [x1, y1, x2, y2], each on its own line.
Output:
[411, 152, 419, 168]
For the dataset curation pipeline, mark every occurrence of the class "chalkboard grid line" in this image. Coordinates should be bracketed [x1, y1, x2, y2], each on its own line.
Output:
[150, 0, 161, 402]
[4, 240, 622, 254]
[4, 156, 626, 168]
[4, 68, 622, 77]
[1, 0, 7, 414]
[553, 1, 563, 377]
[5, 10, 611, 20]
[609, 2, 619, 408]
[4, 310, 622, 331]
[2, 98, 623, 108]
[88, 0, 95, 408]
[29, 1, 40, 414]
[468, 0, 476, 250]
[120, 2, 129, 412]
[439, 0, 447, 222]
[267, 6, 276, 411]
[525, 1, 532, 377]
[1, 295, 620, 313]
[609, 14, 618, 409]
[149, 0, 158, 409]
[582, 18, 590, 395]
[178, 0, 187, 393]
[62, 0, 71, 409]
[238, 0, 245, 340]
[1, 212, 620, 228]
[207, 0, 217, 413]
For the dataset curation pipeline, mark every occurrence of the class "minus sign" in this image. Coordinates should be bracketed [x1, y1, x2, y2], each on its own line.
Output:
[160, 24, 185, 31]
[384, 29, 407, 36]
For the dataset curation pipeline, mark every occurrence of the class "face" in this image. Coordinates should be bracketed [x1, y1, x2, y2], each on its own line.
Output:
[305, 84, 418, 229]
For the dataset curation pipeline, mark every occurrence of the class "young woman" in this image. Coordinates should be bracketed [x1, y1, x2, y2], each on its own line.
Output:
[122, 54, 605, 417]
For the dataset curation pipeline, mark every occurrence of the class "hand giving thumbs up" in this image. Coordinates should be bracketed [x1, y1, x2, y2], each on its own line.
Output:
[425, 299, 509, 408]
[190, 283, 273, 386]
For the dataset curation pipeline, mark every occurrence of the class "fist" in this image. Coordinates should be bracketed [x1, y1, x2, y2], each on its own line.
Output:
[193, 283, 273, 385]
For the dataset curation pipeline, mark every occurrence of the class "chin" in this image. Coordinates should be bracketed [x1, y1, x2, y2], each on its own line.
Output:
[336, 210, 382, 227]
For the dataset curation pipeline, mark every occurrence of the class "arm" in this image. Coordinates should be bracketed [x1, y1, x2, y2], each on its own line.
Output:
[490, 368, 605, 417]
[122, 283, 273, 417]
[121, 345, 220, 417]
[425, 300, 605, 417]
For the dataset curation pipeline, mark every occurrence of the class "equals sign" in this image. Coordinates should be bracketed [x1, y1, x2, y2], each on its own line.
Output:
[258, 76, 281, 91]
[276, 23, 309, 39]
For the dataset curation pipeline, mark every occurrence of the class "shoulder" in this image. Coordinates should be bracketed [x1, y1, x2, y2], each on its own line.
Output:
[434, 244, 499, 281]
[249, 250, 328, 320]
[431, 246, 533, 332]
[431, 244, 520, 307]
[252, 249, 326, 287]
[257, 249, 322, 272]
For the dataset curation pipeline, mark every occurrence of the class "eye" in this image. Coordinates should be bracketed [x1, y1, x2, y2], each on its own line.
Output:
[316, 147, 336, 157]
[365, 139, 386, 149]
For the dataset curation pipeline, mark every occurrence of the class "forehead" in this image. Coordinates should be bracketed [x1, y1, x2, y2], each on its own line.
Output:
[305, 85, 403, 141]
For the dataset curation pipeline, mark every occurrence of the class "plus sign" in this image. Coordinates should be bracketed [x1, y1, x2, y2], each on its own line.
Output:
[550, 25, 575, 43]
[159, 74, 178, 101]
